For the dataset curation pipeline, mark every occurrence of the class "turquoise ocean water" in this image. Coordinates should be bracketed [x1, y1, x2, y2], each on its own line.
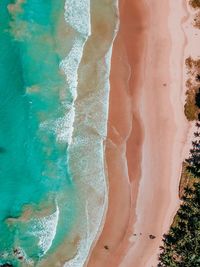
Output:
[0, 1, 77, 265]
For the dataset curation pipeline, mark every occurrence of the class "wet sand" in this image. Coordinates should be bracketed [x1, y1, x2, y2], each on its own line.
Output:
[87, 1, 191, 267]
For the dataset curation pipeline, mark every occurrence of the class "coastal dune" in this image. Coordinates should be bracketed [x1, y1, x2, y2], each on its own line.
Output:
[87, 1, 190, 267]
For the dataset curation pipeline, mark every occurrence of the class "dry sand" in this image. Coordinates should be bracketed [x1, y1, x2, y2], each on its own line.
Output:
[87, 0, 195, 267]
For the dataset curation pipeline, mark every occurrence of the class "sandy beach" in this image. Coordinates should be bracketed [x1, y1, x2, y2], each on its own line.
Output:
[0, 0, 199, 266]
[87, 1, 192, 266]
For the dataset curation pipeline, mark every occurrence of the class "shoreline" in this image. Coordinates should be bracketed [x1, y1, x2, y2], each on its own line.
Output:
[87, 0, 148, 266]
[66, 1, 119, 266]
[87, 1, 192, 267]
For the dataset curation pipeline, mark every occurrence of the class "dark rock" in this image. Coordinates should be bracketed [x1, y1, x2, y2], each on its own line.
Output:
[104, 245, 109, 250]
[0, 264, 13, 267]
[13, 248, 19, 255]
[196, 74, 200, 82]
[149, 234, 156, 239]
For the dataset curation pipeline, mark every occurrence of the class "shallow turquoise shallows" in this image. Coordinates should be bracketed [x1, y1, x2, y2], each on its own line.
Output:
[0, 1, 77, 265]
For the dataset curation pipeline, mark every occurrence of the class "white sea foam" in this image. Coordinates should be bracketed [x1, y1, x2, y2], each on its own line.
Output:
[66, 44, 118, 267]
[40, 39, 88, 145]
[34, 1, 91, 259]
[60, 38, 87, 99]
[52, 0, 119, 266]
[29, 204, 59, 255]
[38, 0, 91, 146]
[55, 107, 75, 144]
[57, 0, 91, 145]
[64, 0, 91, 37]
[58, 39, 85, 144]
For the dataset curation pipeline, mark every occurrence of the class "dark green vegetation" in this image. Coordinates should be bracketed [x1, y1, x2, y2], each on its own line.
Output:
[158, 122, 200, 266]
[196, 89, 200, 108]
[158, 120, 200, 265]
[159, 56, 200, 265]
